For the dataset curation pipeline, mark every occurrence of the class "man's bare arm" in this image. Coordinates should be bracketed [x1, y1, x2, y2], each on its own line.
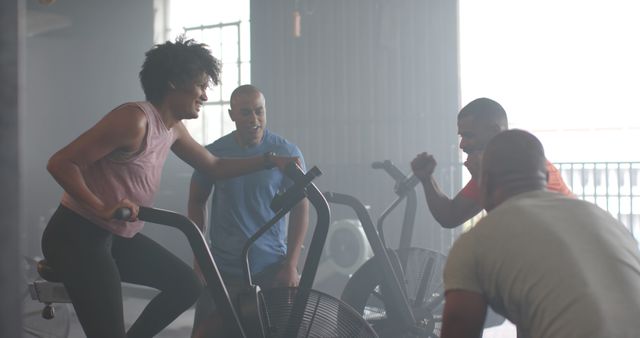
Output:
[441, 290, 487, 338]
[273, 198, 309, 287]
[172, 122, 296, 179]
[188, 175, 213, 278]
[421, 177, 482, 228]
[412, 152, 482, 228]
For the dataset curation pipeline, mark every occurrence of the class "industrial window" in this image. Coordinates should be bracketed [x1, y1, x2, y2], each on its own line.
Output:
[156, 0, 251, 145]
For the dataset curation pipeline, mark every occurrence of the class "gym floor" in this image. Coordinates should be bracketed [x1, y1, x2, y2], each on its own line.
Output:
[69, 297, 195, 338]
[63, 300, 517, 338]
[24, 288, 517, 337]
[23, 296, 194, 338]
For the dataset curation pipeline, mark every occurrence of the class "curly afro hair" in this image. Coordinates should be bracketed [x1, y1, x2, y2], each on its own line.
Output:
[139, 36, 222, 102]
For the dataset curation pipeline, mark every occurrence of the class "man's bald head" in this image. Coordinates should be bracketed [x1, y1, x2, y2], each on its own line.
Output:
[230, 84, 263, 109]
[457, 98, 509, 157]
[458, 98, 508, 130]
[480, 129, 548, 211]
[228, 84, 267, 147]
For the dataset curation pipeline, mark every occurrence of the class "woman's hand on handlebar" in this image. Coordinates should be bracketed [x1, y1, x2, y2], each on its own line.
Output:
[97, 199, 139, 222]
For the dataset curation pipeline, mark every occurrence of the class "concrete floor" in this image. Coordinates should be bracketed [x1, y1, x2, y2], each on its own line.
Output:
[484, 321, 518, 338]
[23, 293, 517, 338]
[23, 295, 194, 338]
[25, 304, 517, 338]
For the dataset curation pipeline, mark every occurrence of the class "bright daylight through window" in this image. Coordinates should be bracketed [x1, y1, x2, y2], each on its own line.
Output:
[157, 0, 251, 145]
[459, 0, 640, 162]
[460, 0, 640, 239]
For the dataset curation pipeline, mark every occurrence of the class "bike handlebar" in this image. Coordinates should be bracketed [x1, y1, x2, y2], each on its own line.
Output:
[270, 163, 322, 213]
[120, 206, 247, 337]
[371, 160, 406, 183]
[113, 208, 131, 220]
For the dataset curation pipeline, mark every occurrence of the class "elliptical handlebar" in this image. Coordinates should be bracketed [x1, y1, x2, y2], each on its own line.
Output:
[237, 162, 331, 337]
[369, 160, 419, 249]
[111, 162, 331, 338]
[283, 171, 332, 338]
[371, 160, 419, 198]
[242, 163, 323, 286]
[114, 206, 248, 338]
[371, 160, 406, 183]
[323, 191, 417, 326]
[270, 164, 322, 213]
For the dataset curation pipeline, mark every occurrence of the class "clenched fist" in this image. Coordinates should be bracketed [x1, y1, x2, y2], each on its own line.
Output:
[411, 152, 437, 182]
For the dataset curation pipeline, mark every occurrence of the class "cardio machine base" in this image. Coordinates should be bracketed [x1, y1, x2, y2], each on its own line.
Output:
[341, 247, 446, 338]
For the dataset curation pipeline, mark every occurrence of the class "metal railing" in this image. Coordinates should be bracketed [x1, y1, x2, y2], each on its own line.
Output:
[556, 162, 640, 239]
[455, 162, 640, 242]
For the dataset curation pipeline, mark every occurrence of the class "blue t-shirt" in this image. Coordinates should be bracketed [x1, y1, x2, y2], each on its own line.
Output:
[193, 129, 305, 277]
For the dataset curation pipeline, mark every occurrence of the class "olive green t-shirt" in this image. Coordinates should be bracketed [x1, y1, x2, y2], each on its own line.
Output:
[445, 190, 640, 338]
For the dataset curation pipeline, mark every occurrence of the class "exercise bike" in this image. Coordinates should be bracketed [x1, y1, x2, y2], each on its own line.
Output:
[29, 163, 377, 337]
[325, 160, 447, 338]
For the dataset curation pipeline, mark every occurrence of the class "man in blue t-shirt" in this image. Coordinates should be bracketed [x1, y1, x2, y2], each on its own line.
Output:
[189, 85, 309, 336]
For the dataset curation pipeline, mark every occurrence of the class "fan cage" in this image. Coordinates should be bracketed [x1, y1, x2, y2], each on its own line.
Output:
[261, 287, 378, 338]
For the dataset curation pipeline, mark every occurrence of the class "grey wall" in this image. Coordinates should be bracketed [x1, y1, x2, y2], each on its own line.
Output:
[251, 0, 462, 254]
[250, 0, 462, 297]
[1, 0, 24, 335]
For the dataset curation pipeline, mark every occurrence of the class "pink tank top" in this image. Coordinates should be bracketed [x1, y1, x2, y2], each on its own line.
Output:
[61, 102, 176, 237]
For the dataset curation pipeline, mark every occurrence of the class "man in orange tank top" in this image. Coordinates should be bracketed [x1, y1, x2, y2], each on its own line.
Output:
[410, 98, 572, 328]
[410, 98, 572, 230]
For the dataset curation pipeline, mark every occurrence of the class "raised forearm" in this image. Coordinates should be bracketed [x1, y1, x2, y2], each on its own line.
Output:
[188, 202, 207, 233]
[441, 316, 483, 338]
[187, 177, 211, 233]
[206, 156, 268, 180]
[188, 202, 207, 278]
[420, 176, 458, 226]
[172, 124, 278, 180]
[285, 199, 309, 267]
[187, 185, 209, 276]
[441, 291, 487, 338]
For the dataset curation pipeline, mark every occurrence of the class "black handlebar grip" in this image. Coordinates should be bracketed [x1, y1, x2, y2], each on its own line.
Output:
[113, 208, 132, 220]
[283, 161, 305, 180]
[372, 160, 407, 183]
[305, 166, 322, 180]
[271, 165, 322, 212]
[371, 160, 390, 169]
[282, 161, 323, 180]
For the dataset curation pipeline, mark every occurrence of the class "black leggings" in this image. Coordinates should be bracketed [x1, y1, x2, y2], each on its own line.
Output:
[41, 205, 202, 338]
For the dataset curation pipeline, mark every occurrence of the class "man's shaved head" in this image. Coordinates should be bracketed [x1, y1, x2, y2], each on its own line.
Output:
[230, 84, 262, 108]
[458, 98, 508, 129]
[457, 98, 509, 157]
[480, 129, 548, 210]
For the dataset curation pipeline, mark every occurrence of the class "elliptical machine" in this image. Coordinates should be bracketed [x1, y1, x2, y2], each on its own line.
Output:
[325, 160, 447, 338]
[30, 163, 376, 338]
[227, 163, 376, 338]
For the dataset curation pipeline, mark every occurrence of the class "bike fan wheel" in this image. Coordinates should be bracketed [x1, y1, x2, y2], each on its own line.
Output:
[261, 287, 378, 338]
[341, 248, 446, 338]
